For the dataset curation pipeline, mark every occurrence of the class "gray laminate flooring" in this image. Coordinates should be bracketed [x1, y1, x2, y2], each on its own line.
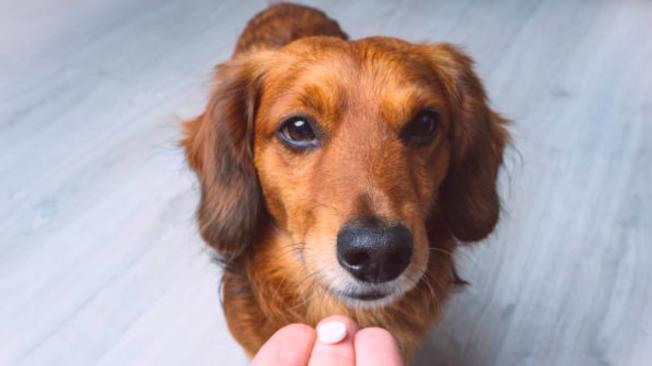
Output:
[1, 0, 651, 365]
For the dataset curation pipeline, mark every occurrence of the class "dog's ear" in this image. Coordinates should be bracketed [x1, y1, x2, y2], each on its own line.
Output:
[181, 55, 268, 259]
[428, 44, 510, 242]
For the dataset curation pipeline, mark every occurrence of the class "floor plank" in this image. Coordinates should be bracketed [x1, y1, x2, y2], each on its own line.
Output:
[1, 0, 650, 365]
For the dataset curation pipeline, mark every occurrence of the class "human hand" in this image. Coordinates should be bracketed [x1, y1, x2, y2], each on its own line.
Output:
[251, 315, 404, 366]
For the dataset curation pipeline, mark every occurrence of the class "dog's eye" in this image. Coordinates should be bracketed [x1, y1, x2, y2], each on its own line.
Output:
[277, 116, 320, 149]
[401, 109, 440, 145]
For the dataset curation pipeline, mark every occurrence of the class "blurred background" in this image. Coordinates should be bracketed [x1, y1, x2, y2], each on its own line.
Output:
[1, 0, 650, 365]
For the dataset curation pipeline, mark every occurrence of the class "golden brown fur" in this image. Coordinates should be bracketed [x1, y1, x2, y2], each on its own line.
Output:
[181, 2, 509, 363]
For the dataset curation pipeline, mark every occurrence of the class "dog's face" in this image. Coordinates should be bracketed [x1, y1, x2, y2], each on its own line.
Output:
[183, 37, 508, 308]
[253, 38, 456, 307]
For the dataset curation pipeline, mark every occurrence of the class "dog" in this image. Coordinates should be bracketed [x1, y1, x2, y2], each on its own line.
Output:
[181, 2, 509, 362]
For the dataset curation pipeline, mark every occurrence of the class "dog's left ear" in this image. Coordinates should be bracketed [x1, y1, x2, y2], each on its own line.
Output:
[428, 44, 510, 242]
[181, 54, 269, 260]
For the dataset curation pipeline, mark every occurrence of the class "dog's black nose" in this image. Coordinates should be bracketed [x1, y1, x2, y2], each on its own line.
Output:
[336, 222, 414, 283]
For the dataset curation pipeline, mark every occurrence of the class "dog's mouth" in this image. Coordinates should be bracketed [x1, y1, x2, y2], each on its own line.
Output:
[327, 286, 400, 308]
[340, 290, 388, 301]
[321, 267, 427, 308]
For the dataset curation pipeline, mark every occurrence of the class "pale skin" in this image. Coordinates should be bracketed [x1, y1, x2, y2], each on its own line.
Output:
[251, 315, 404, 366]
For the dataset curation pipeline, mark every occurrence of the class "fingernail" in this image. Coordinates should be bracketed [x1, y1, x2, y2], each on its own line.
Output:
[317, 321, 348, 344]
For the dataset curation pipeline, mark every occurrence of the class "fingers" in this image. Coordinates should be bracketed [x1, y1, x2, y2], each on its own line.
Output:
[251, 323, 317, 366]
[308, 315, 359, 366]
[251, 317, 403, 366]
[354, 327, 404, 366]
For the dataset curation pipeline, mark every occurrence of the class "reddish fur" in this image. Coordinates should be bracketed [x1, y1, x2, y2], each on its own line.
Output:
[181, 3, 509, 363]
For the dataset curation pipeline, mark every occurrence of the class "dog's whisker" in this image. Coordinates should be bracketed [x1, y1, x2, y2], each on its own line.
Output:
[293, 269, 323, 292]
[431, 245, 481, 271]
[428, 247, 455, 256]
[317, 279, 332, 309]
[270, 268, 300, 301]
[278, 263, 314, 296]
[423, 275, 439, 309]
[287, 273, 327, 311]
[259, 242, 305, 262]
[428, 245, 480, 272]
[431, 268, 451, 298]
[421, 269, 440, 309]
[267, 246, 311, 300]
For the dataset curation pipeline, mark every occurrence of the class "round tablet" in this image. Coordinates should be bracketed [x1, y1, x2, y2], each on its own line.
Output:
[317, 321, 347, 344]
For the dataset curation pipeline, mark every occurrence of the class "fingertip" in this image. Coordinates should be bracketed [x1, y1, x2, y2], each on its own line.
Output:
[277, 323, 318, 340]
[354, 327, 403, 366]
[308, 315, 359, 366]
[252, 324, 317, 366]
[355, 327, 396, 343]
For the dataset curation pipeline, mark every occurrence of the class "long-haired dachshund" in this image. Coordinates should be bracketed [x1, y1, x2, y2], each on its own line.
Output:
[182, 2, 509, 363]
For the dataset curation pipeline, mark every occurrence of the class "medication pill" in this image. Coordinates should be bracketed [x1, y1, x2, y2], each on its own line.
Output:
[317, 321, 347, 344]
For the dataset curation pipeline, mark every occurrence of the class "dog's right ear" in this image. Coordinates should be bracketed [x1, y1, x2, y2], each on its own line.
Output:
[181, 55, 268, 260]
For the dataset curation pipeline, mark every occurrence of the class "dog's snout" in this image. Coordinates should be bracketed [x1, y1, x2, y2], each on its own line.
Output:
[336, 222, 414, 283]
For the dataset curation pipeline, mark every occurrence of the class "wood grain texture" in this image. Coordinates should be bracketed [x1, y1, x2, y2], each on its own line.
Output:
[1, 0, 650, 365]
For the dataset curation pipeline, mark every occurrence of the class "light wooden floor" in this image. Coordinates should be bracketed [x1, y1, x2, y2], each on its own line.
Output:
[1, 0, 650, 365]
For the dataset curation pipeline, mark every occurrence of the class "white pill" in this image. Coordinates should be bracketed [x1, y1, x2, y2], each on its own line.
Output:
[317, 321, 347, 344]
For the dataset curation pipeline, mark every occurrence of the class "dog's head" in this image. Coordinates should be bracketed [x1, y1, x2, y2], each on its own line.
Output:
[182, 37, 508, 308]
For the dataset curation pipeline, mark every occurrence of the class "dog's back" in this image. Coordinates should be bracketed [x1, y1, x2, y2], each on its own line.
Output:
[233, 3, 348, 57]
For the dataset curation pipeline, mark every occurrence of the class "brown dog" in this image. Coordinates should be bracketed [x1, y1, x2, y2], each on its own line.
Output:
[182, 2, 509, 362]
